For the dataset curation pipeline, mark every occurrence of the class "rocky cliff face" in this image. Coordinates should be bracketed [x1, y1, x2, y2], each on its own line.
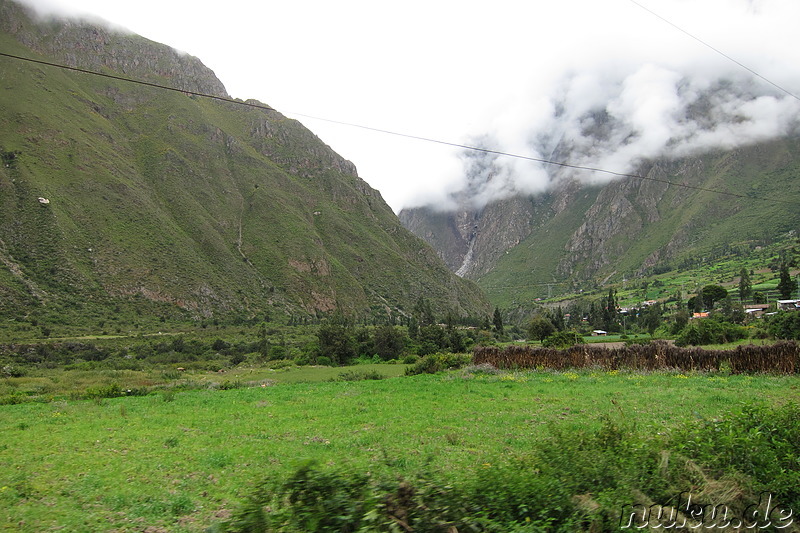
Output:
[401, 139, 800, 304]
[400, 178, 586, 279]
[0, 1, 229, 97]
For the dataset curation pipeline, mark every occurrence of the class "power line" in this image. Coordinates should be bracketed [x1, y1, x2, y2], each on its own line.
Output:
[628, 0, 800, 102]
[0, 51, 278, 111]
[0, 50, 797, 206]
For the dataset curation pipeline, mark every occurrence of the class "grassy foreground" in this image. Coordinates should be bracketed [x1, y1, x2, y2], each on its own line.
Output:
[1, 366, 798, 531]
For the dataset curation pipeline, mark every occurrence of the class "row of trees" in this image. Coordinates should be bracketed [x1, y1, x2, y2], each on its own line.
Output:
[314, 299, 507, 366]
[736, 261, 797, 303]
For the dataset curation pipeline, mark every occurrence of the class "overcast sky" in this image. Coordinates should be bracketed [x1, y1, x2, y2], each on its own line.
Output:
[20, 0, 800, 212]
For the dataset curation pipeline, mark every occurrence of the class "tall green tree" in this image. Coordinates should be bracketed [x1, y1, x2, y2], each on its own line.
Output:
[738, 267, 752, 303]
[492, 307, 504, 335]
[602, 289, 618, 331]
[372, 325, 407, 360]
[317, 315, 356, 365]
[549, 307, 565, 331]
[777, 262, 798, 299]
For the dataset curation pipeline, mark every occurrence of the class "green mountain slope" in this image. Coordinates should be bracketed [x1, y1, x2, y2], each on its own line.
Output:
[402, 139, 800, 308]
[0, 0, 489, 327]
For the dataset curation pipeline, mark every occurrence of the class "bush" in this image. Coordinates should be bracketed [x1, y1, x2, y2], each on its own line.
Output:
[528, 316, 556, 341]
[404, 352, 471, 375]
[402, 354, 419, 365]
[542, 330, 582, 349]
[769, 311, 800, 340]
[223, 403, 800, 532]
[225, 461, 372, 532]
[336, 369, 386, 381]
[83, 383, 124, 399]
[675, 318, 747, 346]
[265, 358, 295, 369]
[672, 403, 800, 506]
[1, 364, 26, 378]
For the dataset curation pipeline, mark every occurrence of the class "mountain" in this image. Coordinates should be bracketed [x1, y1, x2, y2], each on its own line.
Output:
[400, 137, 800, 308]
[0, 0, 490, 327]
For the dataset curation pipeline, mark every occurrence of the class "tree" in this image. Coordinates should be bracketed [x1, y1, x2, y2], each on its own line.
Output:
[448, 328, 467, 353]
[776, 262, 798, 299]
[738, 267, 752, 303]
[528, 316, 556, 342]
[641, 302, 662, 336]
[701, 285, 728, 309]
[717, 296, 746, 324]
[416, 325, 448, 355]
[492, 307, 504, 335]
[549, 307, 565, 331]
[602, 289, 618, 332]
[317, 316, 356, 365]
[372, 325, 407, 360]
[671, 308, 689, 335]
[688, 292, 703, 313]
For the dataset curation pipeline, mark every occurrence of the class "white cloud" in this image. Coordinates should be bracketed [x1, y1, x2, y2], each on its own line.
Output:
[17, 0, 800, 212]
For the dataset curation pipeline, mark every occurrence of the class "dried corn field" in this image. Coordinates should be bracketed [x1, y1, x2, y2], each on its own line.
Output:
[473, 341, 799, 374]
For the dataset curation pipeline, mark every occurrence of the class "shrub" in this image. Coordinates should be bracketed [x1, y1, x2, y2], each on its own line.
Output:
[337, 369, 386, 381]
[227, 461, 372, 532]
[266, 358, 295, 369]
[223, 403, 800, 532]
[402, 354, 419, 365]
[212, 380, 244, 391]
[769, 311, 800, 340]
[352, 354, 382, 365]
[84, 383, 124, 399]
[404, 352, 471, 375]
[675, 319, 747, 346]
[672, 402, 800, 507]
[1, 364, 26, 378]
[542, 330, 582, 349]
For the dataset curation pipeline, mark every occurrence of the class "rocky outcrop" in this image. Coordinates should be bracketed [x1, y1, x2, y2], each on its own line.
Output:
[0, 0, 229, 98]
[401, 138, 800, 301]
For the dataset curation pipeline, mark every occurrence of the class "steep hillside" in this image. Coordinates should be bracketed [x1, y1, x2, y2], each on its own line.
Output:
[0, 0, 489, 326]
[401, 138, 800, 308]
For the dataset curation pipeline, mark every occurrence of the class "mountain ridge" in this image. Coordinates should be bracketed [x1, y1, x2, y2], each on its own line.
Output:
[0, 0, 490, 329]
[400, 137, 800, 308]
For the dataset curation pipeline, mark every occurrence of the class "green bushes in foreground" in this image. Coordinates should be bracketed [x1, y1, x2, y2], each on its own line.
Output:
[222, 402, 800, 532]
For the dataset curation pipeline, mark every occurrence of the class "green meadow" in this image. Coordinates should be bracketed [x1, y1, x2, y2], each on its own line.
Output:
[1, 366, 797, 532]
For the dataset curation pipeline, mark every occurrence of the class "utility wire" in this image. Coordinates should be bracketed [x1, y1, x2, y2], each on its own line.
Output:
[0, 50, 796, 206]
[0, 51, 278, 110]
[628, 0, 800, 102]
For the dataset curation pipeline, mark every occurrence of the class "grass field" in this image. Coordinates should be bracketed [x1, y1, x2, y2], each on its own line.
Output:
[0, 363, 410, 403]
[1, 365, 797, 531]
